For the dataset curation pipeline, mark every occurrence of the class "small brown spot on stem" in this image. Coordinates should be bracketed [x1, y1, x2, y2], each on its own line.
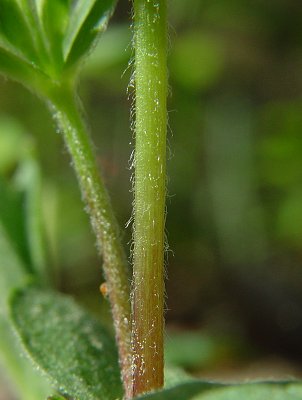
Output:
[100, 282, 109, 298]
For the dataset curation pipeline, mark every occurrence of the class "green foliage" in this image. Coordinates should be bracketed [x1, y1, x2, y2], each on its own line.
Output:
[47, 396, 71, 400]
[0, 116, 47, 279]
[0, 0, 117, 89]
[0, 1, 132, 397]
[10, 286, 123, 400]
[137, 381, 302, 400]
[1, 1, 302, 400]
[0, 165, 50, 399]
[63, 0, 116, 68]
[0, 177, 31, 268]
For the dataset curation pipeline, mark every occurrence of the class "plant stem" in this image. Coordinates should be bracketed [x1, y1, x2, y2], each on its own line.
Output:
[46, 84, 132, 396]
[132, 0, 167, 396]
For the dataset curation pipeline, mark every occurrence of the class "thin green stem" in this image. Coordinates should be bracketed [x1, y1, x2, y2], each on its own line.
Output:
[131, 0, 167, 396]
[46, 84, 132, 396]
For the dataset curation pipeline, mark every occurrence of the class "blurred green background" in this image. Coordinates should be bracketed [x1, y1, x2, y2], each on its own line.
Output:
[1, 0, 302, 393]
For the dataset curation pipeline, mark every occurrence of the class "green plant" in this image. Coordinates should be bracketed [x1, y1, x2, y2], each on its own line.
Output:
[0, 0, 131, 396]
[0, 0, 164, 398]
[131, 0, 167, 395]
[1, 1, 302, 400]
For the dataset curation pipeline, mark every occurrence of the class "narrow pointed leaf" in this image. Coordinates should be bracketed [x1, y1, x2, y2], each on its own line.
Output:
[14, 157, 48, 282]
[20, 0, 53, 71]
[0, 123, 47, 280]
[40, 0, 70, 73]
[10, 287, 123, 400]
[0, 46, 48, 91]
[0, 225, 28, 311]
[0, 178, 31, 270]
[63, 0, 117, 67]
[0, 46, 35, 83]
[0, 0, 38, 61]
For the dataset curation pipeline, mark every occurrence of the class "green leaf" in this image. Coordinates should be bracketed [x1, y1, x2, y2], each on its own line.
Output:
[40, 0, 70, 73]
[0, 178, 32, 270]
[0, 216, 50, 400]
[47, 394, 72, 400]
[137, 381, 222, 400]
[10, 286, 123, 400]
[63, 0, 117, 68]
[14, 157, 48, 282]
[136, 381, 302, 400]
[0, 155, 50, 398]
[0, 223, 27, 358]
[164, 365, 194, 389]
[0, 116, 47, 280]
[0, 0, 118, 88]
[0, 317, 51, 400]
[0, 0, 38, 61]
[193, 383, 302, 400]
[0, 46, 46, 90]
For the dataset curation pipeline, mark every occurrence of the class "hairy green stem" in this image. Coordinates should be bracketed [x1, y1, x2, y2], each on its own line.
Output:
[46, 84, 132, 396]
[131, 0, 167, 396]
